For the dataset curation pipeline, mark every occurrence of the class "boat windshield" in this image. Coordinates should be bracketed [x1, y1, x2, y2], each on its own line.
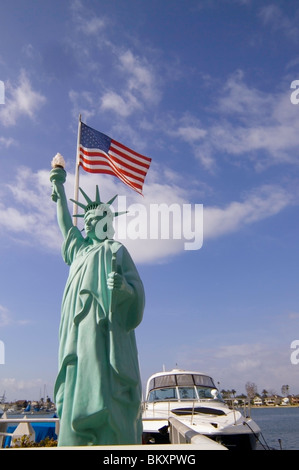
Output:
[147, 386, 223, 402]
[177, 387, 197, 400]
[148, 387, 178, 402]
[146, 373, 223, 402]
[196, 387, 222, 400]
[148, 373, 215, 391]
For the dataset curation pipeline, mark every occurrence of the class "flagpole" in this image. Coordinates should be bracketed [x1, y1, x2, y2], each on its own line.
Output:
[73, 113, 82, 226]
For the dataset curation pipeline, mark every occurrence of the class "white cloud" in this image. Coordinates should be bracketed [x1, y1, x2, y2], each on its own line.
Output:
[0, 70, 46, 127]
[0, 137, 16, 148]
[82, 17, 105, 35]
[217, 70, 274, 121]
[177, 126, 207, 143]
[101, 90, 140, 117]
[0, 304, 30, 327]
[0, 377, 45, 401]
[0, 167, 292, 264]
[165, 114, 212, 170]
[0, 305, 11, 327]
[203, 185, 292, 239]
[101, 49, 160, 117]
[69, 47, 160, 120]
[0, 167, 63, 251]
[186, 71, 299, 171]
[178, 341, 298, 394]
[70, 0, 106, 36]
[259, 5, 299, 42]
[119, 50, 160, 105]
[69, 90, 97, 121]
[68, 1, 161, 120]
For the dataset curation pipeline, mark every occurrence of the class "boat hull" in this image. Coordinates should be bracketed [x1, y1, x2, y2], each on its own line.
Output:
[143, 369, 261, 450]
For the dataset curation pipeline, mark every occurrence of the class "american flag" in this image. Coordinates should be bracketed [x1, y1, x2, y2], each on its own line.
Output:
[79, 122, 151, 195]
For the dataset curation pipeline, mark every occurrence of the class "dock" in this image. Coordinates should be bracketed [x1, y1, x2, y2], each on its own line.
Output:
[0, 414, 227, 450]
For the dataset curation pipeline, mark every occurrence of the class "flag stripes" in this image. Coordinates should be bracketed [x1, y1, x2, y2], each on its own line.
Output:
[78, 122, 151, 194]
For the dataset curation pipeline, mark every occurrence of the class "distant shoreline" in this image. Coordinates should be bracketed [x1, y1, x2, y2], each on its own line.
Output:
[250, 405, 299, 409]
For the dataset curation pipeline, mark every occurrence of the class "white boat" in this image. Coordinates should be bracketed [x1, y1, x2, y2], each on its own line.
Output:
[142, 369, 261, 450]
[0, 392, 7, 417]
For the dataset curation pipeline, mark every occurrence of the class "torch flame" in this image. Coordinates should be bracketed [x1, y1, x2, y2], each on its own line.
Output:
[51, 153, 65, 168]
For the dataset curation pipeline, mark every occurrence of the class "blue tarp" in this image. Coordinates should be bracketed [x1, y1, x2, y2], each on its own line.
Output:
[4, 419, 57, 447]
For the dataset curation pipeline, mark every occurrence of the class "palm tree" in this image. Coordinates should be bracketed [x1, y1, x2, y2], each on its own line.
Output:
[281, 385, 290, 397]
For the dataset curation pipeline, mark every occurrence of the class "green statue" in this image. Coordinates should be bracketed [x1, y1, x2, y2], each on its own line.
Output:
[50, 164, 145, 446]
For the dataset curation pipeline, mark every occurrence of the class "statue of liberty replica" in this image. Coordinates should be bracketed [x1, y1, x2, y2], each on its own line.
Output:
[50, 148, 145, 447]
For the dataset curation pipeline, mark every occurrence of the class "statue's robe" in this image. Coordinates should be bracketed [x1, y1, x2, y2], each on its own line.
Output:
[54, 227, 144, 446]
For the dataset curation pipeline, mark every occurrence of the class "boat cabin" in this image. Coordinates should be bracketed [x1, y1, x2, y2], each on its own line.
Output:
[145, 370, 223, 403]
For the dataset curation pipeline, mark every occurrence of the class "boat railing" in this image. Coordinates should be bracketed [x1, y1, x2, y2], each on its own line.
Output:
[0, 415, 59, 448]
[224, 398, 252, 418]
[142, 399, 174, 418]
[142, 398, 225, 426]
[168, 417, 227, 450]
[142, 397, 224, 407]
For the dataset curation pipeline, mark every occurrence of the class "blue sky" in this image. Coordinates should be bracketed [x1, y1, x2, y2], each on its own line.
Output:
[1, 0, 299, 402]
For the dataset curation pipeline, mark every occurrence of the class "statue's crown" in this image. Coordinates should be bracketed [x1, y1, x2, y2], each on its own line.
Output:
[70, 186, 126, 218]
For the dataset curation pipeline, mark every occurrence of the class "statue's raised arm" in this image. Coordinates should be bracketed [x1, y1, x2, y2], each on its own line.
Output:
[50, 155, 73, 239]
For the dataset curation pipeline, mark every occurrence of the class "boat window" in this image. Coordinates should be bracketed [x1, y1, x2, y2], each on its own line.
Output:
[176, 375, 194, 386]
[148, 375, 176, 391]
[178, 387, 197, 400]
[148, 379, 155, 391]
[148, 387, 177, 402]
[196, 387, 223, 401]
[193, 375, 215, 388]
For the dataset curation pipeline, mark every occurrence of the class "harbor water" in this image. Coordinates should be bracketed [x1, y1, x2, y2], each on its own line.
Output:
[250, 407, 299, 450]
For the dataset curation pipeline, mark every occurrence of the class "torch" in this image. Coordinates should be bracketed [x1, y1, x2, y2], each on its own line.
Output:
[50, 153, 66, 202]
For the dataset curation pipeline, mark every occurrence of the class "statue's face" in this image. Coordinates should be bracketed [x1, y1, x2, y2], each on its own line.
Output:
[84, 207, 114, 241]
[84, 210, 99, 239]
